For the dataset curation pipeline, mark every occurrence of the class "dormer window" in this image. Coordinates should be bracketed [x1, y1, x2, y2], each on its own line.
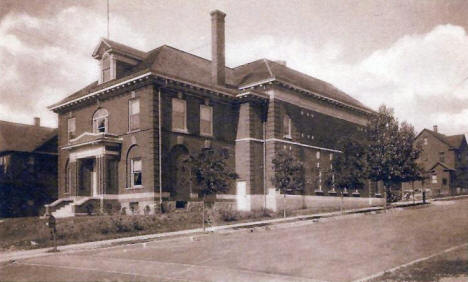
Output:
[101, 54, 111, 83]
[93, 39, 145, 84]
[93, 108, 109, 133]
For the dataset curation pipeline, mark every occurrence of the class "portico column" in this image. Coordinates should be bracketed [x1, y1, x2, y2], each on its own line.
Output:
[96, 155, 106, 195]
[96, 155, 105, 214]
[73, 159, 80, 197]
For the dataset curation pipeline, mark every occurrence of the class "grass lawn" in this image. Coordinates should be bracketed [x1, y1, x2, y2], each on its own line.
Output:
[373, 245, 468, 281]
[0, 202, 384, 252]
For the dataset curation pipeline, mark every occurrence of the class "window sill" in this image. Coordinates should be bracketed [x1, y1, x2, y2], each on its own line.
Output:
[127, 129, 141, 134]
[126, 186, 144, 190]
[200, 133, 213, 138]
[172, 128, 189, 134]
[283, 135, 292, 140]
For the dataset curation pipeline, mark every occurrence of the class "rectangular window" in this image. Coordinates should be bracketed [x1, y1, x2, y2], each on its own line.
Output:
[316, 151, 320, 159]
[431, 174, 437, 184]
[67, 118, 76, 139]
[101, 55, 111, 83]
[129, 99, 140, 131]
[95, 119, 106, 133]
[172, 98, 187, 132]
[131, 159, 142, 187]
[424, 138, 428, 145]
[283, 115, 291, 139]
[442, 178, 447, 186]
[200, 105, 213, 136]
[439, 152, 445, 162]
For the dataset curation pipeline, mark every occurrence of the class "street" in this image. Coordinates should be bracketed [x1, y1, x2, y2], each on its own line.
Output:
[1, 199, 468, 281]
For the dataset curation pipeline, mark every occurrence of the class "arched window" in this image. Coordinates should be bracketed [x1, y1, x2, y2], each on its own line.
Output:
[93, 108, 109, 133]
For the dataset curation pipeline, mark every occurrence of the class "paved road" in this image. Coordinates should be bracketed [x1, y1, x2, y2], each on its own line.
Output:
[1, 199, 467, 281]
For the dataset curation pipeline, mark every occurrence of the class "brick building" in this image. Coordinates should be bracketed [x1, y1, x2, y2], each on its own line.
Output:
[47, 10, 381, 217]
[0, 118, 57, 217]
[402, 125, 468, 197]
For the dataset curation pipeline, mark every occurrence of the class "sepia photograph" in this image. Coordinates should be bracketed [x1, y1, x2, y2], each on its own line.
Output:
[0, 0, 467, 281]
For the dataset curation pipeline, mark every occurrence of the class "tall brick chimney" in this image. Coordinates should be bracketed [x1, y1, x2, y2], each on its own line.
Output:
[210, 10, 226, 86]
[34, 117, 40, 127]
[433, 125, 438, 133]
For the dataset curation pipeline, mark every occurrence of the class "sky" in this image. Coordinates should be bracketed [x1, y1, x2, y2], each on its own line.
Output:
[1, 0, 468, 135]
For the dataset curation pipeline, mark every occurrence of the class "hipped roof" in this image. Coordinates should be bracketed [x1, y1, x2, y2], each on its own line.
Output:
[52, 39, 371, 112]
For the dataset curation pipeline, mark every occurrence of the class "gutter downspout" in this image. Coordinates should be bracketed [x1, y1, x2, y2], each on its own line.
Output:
[158, 88, 163, 211]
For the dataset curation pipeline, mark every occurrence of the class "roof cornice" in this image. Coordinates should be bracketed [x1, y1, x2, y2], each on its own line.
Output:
[49, 72, 239, 112]
[49, 72, 153, 112]
[239, 79, 373, 116]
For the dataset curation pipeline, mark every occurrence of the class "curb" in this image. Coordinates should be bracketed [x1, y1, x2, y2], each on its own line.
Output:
[0, 202, 425, 263]
[432, 194, 468, 201]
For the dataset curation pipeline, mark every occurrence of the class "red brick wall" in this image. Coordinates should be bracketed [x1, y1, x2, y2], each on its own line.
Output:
[57, 83, 156, 198]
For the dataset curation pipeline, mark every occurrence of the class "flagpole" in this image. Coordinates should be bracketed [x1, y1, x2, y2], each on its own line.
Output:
[107, 0, 110, 39]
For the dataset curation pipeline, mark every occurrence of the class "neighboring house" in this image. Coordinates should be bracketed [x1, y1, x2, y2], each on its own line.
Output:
[0, 118, 58, 217]
[46, 10, 381, 217]
[402, 125, 468, 197]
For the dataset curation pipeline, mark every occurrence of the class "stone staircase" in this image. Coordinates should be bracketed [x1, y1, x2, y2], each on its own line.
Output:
[52, 202, 75, 218]
[48, 197, 93, 218]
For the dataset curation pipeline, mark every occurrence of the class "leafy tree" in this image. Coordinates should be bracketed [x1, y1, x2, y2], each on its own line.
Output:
[399, 122, 425, 202]
[367, 105, 423, 206]
[271, 149, 305, 217]
[185, 147, 238, 231]
[332, 137, 367, 211]
[333, 138, 368, 193]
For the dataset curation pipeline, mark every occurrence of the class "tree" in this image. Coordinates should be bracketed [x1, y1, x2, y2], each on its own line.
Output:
[399, 122, 425, 202]
[185, 147, 238, 231]
[271, 149, 305, 218]
[367, 105, 423, 207]
[332, 137, 367, 212]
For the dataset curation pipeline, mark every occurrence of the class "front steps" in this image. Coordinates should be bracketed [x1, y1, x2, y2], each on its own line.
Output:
[52, 202, 75, 218]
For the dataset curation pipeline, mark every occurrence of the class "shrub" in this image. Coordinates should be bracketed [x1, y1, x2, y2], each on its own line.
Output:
[217, 205, 239, 222]
[111, 216, 132, 233]
[132, 217, 145, 231]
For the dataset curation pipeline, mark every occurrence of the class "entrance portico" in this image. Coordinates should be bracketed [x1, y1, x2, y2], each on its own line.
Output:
[64, 132, 121, 198]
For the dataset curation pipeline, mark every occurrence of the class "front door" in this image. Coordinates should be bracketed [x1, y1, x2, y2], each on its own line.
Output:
[79, 158, 96, 196]
[174, 153, 191, 200]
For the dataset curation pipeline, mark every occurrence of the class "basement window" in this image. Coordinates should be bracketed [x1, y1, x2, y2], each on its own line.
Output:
[129, 202, 139, 214]
[176, 201, 187, 209]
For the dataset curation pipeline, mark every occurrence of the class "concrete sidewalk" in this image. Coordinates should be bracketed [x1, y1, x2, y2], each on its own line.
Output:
[0, 201, 426, 263]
